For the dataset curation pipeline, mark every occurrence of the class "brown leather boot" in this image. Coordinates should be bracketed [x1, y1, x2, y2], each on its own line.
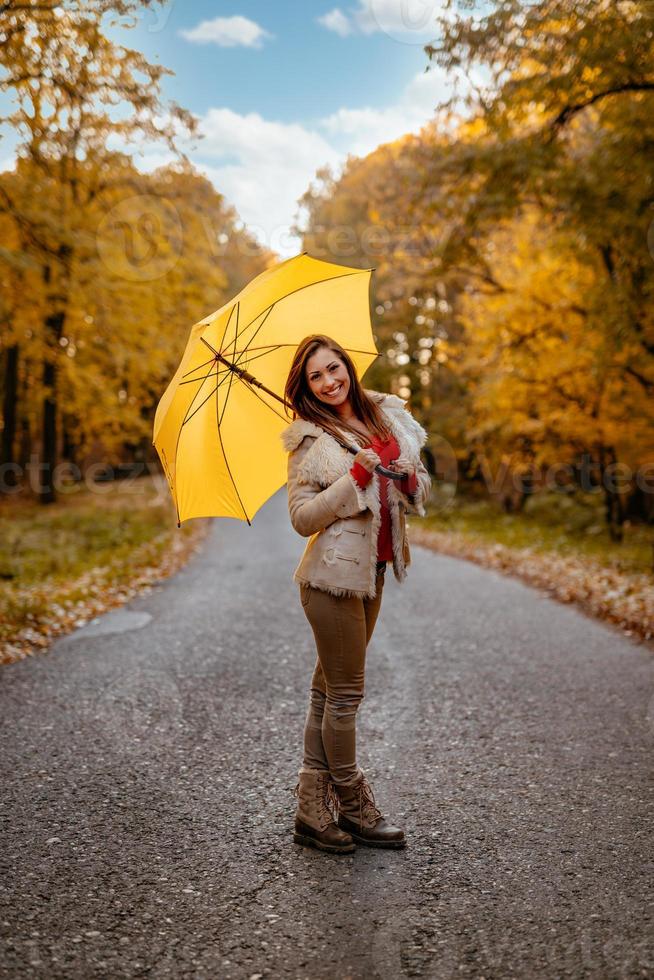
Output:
[293, 767, 356, 854]
[333, 768, 406, 848]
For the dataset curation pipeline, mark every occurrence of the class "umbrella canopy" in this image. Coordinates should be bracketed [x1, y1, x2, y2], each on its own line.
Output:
[153, 252, 378, 526]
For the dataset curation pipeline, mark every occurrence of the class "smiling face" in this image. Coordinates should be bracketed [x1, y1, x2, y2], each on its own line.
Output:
[305, 346, 351, 409]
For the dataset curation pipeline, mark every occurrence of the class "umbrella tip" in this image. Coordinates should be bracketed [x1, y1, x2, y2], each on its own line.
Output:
[177, 521, 181, 529]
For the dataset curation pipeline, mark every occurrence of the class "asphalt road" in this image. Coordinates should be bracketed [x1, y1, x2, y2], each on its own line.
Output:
[1, 488, 653, 980]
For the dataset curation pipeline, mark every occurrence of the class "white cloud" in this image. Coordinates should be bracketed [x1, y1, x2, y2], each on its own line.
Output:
[317, 1, 446, 42]
[192, 108, 343, 255]
[132, 147, 177, 172]
[180, 15, 273, 49]
[73, 64, 463, 259]
[317, 8, 353, 37]
[175, 66, 459, 256]
[319, 65, 453, 156]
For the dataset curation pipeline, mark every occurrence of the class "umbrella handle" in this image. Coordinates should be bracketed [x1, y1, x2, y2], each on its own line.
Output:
[338, 440, 408, 482]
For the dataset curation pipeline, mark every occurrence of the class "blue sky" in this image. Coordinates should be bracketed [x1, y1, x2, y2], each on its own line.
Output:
[128, 1, 443, 123]
[120, 1, 463, 255]
[2, 2, 466, 257]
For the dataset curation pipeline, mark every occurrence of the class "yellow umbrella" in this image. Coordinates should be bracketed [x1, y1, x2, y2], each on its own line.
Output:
[152, 252, 383, 527]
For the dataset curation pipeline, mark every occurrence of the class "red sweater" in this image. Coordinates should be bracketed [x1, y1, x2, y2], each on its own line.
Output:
[349, 432, 418, 562]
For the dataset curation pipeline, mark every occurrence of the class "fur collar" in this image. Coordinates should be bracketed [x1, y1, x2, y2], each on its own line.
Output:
[280, 388, 427, 488]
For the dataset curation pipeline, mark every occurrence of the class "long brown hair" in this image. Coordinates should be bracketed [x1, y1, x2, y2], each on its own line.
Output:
[284, 334, 393, 448]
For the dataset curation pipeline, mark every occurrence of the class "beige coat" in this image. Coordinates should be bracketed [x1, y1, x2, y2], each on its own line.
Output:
[280, 389, 432, 599]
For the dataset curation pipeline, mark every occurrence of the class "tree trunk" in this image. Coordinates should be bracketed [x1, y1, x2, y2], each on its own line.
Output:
[1, 343, 19, 487]
[62, 415, 77, 468]
[598, 444, 625, 543]
[40, 310, 65, 504]
[39, 248, 71, 506]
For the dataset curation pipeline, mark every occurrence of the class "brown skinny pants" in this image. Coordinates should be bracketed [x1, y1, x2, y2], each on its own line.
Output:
[299, 561, 387, 787]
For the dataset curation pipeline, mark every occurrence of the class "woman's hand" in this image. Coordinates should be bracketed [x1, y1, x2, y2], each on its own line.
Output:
[388, 454, 416, 478]
[352, 447, 382, 473]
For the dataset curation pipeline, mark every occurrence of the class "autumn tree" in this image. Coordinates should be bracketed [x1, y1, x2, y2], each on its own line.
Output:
[416, 0, 654, 533]
[0, 157, 273, 482]
[0, 0, 196, 501]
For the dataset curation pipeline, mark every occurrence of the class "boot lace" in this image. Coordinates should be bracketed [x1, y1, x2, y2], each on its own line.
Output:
[357, 776, 383, 828]
[293, 774, 338, 831]
[324, 779, 340, 823]
[333, 773, 383, 829]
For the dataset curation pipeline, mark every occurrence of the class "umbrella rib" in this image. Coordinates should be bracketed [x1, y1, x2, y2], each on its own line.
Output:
[239, 374, 293, 424]
[180, 378, 232, 427]
[212, 303, 252, 525]
[176, 357, 221, 432]
[229, 304, 275, 374]
[179, 344, 377, 387]
[180, 368, 239, 390]
[159, 446, 181, 527]
[218, 300, 240, 428]
[227, 343, 285, 367]
[169, 356, 222, 526]
[219, 301, 239, 363]
[182, 355, 215, 380]
[214, 369, 251, 527]
[175, 375, 252, 526]
[179, 371, 219, 386]
[208, 268, 372, 376]
[180, 362, 260, 428]
[229, 268, 371, 370]
[234, 343, 378, 356]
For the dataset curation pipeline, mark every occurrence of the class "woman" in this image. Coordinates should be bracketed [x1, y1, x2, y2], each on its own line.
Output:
[281, 334, 432, 854]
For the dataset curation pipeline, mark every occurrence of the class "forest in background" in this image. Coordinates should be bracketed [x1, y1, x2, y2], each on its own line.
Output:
[1, 0, 653, 549]
[294, 0, 654, 546]
[0, 0, 273, 506]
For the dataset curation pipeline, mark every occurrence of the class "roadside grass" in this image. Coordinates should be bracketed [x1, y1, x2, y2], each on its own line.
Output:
[411, 486, 654, 644]
[423, 487, 653, 575]
[0, 475, 210, 663]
